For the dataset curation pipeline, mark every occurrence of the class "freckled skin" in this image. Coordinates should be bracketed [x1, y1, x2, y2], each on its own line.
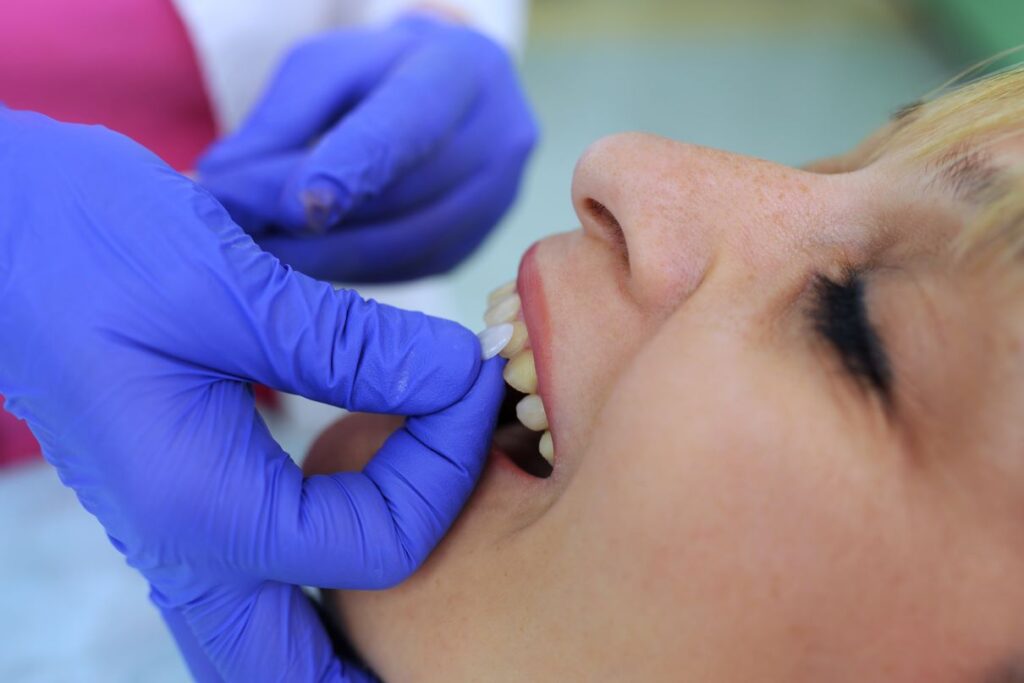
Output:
[308, 132, 1024, 682]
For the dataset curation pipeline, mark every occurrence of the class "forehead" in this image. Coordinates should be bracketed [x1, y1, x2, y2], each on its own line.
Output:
[809, 103, 1024, 268]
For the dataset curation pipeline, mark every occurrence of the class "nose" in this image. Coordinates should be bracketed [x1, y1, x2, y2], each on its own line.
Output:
[571, 132, 822, 304]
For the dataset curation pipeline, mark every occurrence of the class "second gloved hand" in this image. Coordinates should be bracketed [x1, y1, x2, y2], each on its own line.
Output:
[198, 12, 538, 282]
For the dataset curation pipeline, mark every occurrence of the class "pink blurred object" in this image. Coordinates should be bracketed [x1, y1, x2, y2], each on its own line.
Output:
[1, 0, 225, 469]
[0, 396, 40, 468]
[0, 0, 217, 170]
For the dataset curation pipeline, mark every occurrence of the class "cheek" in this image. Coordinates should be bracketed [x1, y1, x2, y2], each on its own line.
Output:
[571, 332, 879, 605]
[558, 322, 1017, 678]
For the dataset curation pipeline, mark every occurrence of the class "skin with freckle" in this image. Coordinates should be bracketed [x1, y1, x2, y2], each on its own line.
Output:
[304, 94, 1024, 679]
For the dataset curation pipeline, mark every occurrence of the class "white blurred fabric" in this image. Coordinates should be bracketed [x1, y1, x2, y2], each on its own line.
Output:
[171, 0, 527, 132]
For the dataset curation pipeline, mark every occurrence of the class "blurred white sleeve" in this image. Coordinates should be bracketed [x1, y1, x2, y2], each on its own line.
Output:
[355, 0, 528, 54]
[171, 0, 341, 132]
[172, 0, 528, 133]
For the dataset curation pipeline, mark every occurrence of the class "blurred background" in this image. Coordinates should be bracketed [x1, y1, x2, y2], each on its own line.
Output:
[2, 0, 1022, 680]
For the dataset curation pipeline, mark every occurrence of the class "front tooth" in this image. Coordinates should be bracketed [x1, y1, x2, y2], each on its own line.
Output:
[498, 321, 529, 359]
[502, 349, 537, 394]
[515, 394, 548, 431]
[538, 431, 554, 465]
[487, 280, 517, 306]
[478, 323, 514, 360]
[484, 293, 521, 327]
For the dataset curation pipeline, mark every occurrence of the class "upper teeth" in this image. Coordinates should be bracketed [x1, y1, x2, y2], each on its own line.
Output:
[483, 292, 520, 327]
[483, 279, 555, 466]
[501, 321, 529, 358]
[503, 349, 537, 394]
[486, 280, 517, 306]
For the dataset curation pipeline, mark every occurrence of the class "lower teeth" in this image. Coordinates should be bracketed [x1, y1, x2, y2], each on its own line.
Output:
[515, 394, 548, 431]
[495, 387, 553, 478]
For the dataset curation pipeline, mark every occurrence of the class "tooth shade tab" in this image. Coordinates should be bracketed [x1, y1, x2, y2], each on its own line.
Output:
[503, 349, 537, 394]
[499, 321, 529, 359]
[478, 324, 514, 360]
[487, 280, 517, 306]
[484, 293, 521, 327]
[515, 394, 548, 431]
[539, 431, 554, 465]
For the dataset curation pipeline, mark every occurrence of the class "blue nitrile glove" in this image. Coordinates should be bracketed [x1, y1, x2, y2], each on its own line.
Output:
[0, 108, 506, 681]
[197, 12, 538, 283]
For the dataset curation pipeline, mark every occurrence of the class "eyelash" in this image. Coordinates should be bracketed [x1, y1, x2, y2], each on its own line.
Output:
[810, 272, 892, 399]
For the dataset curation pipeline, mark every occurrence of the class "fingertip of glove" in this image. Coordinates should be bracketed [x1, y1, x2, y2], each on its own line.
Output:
[430, 318, 483, 402]
[474, 355, 508, 406]
[441, 332, 509, 413]
[301, 177, 352, 233]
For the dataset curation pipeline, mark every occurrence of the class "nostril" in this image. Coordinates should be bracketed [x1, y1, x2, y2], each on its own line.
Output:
[584, 198, 620, 234]
[583, 198, 629, 263]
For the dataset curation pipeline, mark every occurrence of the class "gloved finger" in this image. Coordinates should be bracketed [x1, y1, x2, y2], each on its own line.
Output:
[179, 581, 377, 682]
[199, 84, 502, 235]
[338, 46, 536, 226]
[316, 110, 487, 226]
[197, 28, 418, 172]
[257, 144, 529, 282]
[260, 357, 504, 588]
[336, 94, 522, 225]
[206, 84, 520, 236]
[278, 31, 496, 231]
[173, 192, 482, 415]
[197, 152, 300, 235]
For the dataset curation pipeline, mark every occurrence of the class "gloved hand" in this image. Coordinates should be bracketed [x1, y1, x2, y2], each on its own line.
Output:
[197, 12, 538, 283]
[0, 108, 506, 681]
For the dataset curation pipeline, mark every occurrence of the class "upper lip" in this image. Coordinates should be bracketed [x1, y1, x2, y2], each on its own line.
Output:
[515, 242, 555, 440]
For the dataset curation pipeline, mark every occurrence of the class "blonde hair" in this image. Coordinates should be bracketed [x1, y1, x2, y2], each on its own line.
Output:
[864, 58, 1024, 272]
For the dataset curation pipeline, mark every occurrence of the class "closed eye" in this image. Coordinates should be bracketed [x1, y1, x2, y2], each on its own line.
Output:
[810, 272, 893, 401]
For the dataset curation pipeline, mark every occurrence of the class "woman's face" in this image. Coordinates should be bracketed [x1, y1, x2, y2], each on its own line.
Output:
[307, 129, 1024, 681]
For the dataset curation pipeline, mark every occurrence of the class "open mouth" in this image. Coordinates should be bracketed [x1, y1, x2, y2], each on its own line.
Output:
[481, 280, 555, 479]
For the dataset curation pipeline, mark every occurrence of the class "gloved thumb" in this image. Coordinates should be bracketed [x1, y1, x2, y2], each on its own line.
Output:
[241, 357, 505, 588]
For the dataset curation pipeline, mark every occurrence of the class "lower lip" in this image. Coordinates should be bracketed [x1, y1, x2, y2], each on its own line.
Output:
[486, 444, 552, 485]
[489, 445, 526, 475]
